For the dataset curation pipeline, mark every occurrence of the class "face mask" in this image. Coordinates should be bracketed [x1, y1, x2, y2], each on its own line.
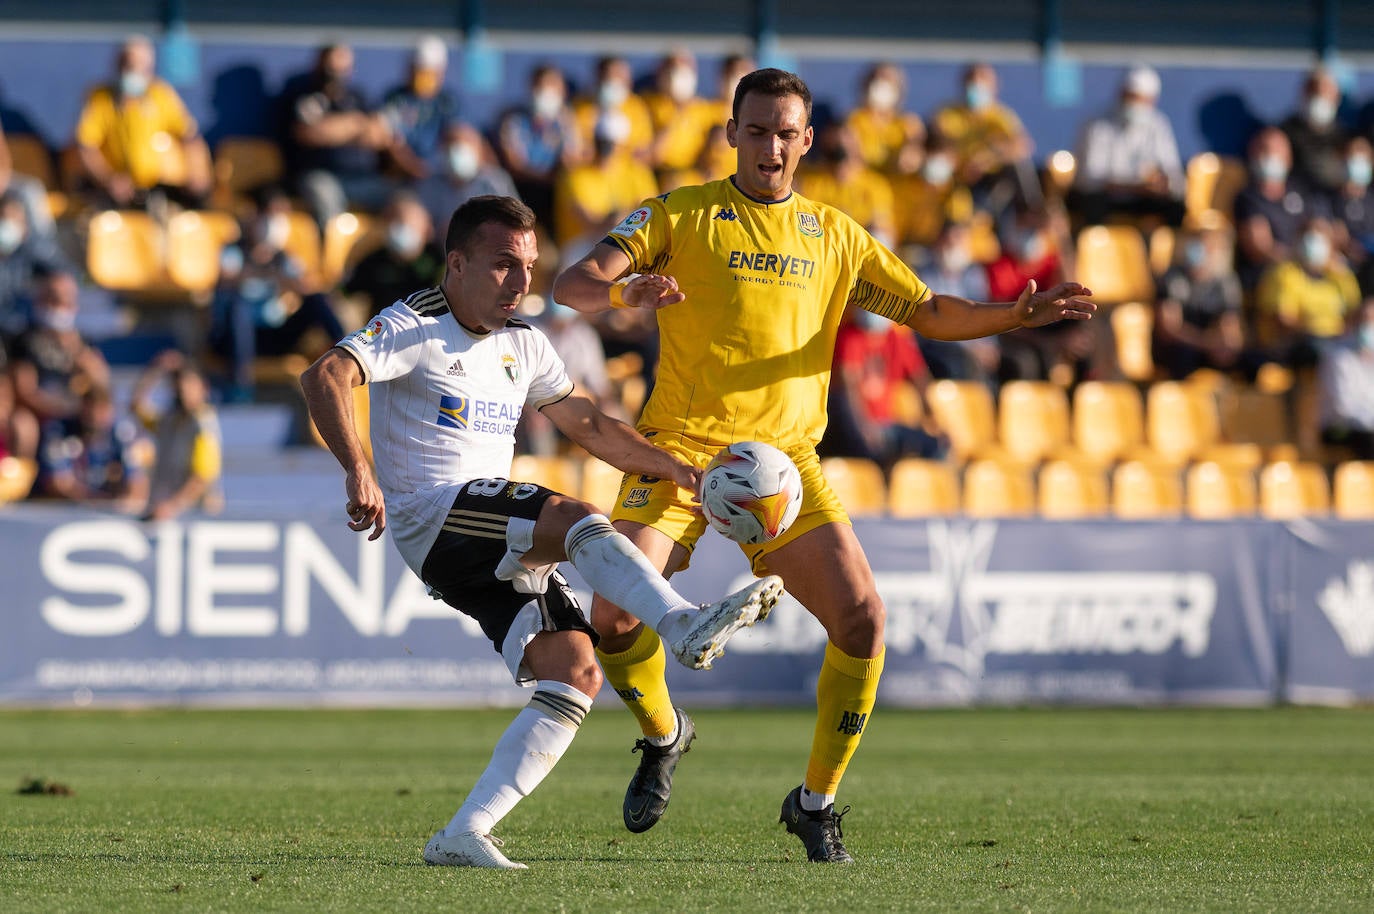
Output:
[1301, 232, 1331, 269]
[922, 155, 954, 185]
[594, 111, 631, 147]
[598, 80, 628, 108]
[532, 87, 563, 119]
[1348, 156, 1372, 188]
[1255, 155, 1288, 183]
[387, 223, 421, 257]
[36, 307, 76, 332]
[667, 67, 697, 102]
[938, 246, 970, 274]
[965, 83, 991, 110]
[264, 213, 291, 251]
[119, 70, 149, 99]
[1183, 239, 1208, 269]
[0, 218, 23, 255]
[854, 309, 887, 332]
[447, 144, 480, 181]
[1360, 324, 1374, 350]
[1307, 96, 1337, 128]
[867, 79, 899, 112]
[1122, 101, 1152, 125]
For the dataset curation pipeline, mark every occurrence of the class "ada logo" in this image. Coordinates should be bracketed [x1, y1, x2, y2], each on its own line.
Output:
[437, 395, 469, 429]
[610, 207, 651, 238]
[1318, 560, 1374, 656]
[347, 318, 385, 347]
[501, 353, 520, 383]
[797, 212, 822, 238]
[623, 487, 652, 508]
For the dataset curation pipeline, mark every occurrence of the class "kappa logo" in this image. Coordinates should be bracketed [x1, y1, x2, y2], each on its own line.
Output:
[446, 358, 465, 377]
[714, 206, 738, 222]
[797, 212, 822, 237]
[1318, 560, 1374, 656]
[836, 711, 868, 736]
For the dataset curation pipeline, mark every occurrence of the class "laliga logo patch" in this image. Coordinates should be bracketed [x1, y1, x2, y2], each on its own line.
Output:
[797, 212, 822, 238]
[436, 395, 469, 429]
[348, 318, 385, 346]
[610, 207, 651, 238]
[502, 353, 520, 383]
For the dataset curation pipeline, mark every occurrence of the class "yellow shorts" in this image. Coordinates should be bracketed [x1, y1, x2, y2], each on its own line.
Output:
[609, 432, 851, 575]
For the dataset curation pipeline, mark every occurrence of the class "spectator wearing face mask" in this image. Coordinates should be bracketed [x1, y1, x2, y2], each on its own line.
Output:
[8, 268, 110, 428]
[379, 36, 459, 182]
[552, 110, 658, 254]
[933, 63, 1036, 214]
[0, 122, 56, 242]
[497, 65, 580, 228]
[1318, 296, 1374, 460]
[74, 35, 212, 210]
[1069, 66, 1185, 229]
[644, 50, 718, 187]
[1152, 222, 1246, 380]
[1329, 136, 1374, 296]
[341, 190, 445, 319]
[132, 350, 221, 521]
[1256, 217, 1361, 359]
[570, 56, 654, 163]
[34, 384, 148, 512]
[1281, 67, 1350, 197]
[417, 123, 520, 238]
[890, 133, 975, 255]
[0, 191, 69, 337]
[1235, 126, 1332, 293]
[844, 62, 925, 175]
[796, 123, 897, 250]
[208, 186, 345, 401]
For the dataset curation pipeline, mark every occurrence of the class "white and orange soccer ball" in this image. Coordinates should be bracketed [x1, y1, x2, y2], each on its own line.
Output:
[700, 442, 803, 545]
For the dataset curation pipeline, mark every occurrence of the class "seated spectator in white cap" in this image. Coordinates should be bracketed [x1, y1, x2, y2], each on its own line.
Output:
[381, 35, 459, 181]
[1068, 65, 1186, 228]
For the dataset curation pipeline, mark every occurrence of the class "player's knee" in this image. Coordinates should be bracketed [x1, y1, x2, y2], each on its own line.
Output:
[591, 595, 643, 642]
[541, 494, 600, 538]
[565, 656, 603, 698]
[833, 592, 885, 656]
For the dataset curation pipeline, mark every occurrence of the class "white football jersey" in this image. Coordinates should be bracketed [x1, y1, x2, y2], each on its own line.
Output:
[336, 287, 574, 573]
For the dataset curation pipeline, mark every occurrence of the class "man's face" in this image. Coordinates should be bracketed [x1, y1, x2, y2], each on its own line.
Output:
[444, 224, 537, 333]
[726, 91, 813, 201]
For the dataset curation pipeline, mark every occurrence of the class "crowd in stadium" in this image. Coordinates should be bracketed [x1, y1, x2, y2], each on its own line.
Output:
[1, 33, 1373, 517]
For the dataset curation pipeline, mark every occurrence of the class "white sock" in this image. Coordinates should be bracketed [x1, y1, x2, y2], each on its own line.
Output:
[800, 786, 835, 813]
[444, 680, 591, 836]
[564, 514, 694, 631]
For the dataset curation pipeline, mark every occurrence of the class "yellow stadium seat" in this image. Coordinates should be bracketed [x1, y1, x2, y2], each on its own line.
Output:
[283, 210, 323, 287]
[1216, 385, 1292, 448]
[998, 380, 1071, 465]
[0, 456, 37, 504]
[926, 379, 997, 461]
[1185, 460, 1256, 519]
[1185, 153, 1248, 221]
[165, 210, 240, 294]
[1197, 442, 1265, 472]
[1075, 225, 1154, 306]
[7, 132, 55, 187]
[820, 457, 887, 517]
[1111, 459, 1184, 519]
[1072, 380, 1144, 465]
[323, 212, 383, 286]
[962, 458, 1034, 518]
[85, 210, 167, 292]
[887, 458, 960, 517]
[510, 455, 582, 495]
[1259, 460, 1330, 519]
[1147, 381, 1220, 466]
[212, 136, 284, 208]
[308, 383, 371, 463]
[1110, 301, 1155, 383]
[581, 458, 627, 512]
[1037, 459, 1109, 519]
[1149, 224, 1176, 276]
[1333, 462, 1374, 520]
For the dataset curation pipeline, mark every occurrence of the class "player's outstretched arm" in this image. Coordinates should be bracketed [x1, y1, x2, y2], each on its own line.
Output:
[299, 348, 387, 540]
[906, 280, 1096, 341]
[552, 241, 686, 313]
[541, 390, 700, 495]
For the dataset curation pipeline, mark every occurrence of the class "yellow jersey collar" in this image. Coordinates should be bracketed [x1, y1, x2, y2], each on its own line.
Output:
[728, 175, 794, 207]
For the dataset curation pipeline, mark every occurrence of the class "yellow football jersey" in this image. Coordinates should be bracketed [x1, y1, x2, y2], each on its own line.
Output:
[602, 177, 931, 450]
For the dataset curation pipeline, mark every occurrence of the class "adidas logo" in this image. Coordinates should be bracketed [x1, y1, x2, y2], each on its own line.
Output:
[447, 359, 465, 377]
[714, 206, 738, 222]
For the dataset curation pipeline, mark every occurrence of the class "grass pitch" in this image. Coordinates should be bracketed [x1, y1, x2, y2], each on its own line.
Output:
[3, 706, 1373, 913]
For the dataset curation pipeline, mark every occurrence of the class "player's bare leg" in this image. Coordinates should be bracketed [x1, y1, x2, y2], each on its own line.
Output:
[760, 522, 885, 863]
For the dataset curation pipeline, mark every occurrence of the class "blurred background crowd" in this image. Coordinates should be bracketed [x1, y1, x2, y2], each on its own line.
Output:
[2, 18, 1374, 521]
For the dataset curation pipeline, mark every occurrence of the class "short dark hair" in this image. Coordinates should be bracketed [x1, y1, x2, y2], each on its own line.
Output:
[732, 68, 812, 125]
[444, 195, 537, 255]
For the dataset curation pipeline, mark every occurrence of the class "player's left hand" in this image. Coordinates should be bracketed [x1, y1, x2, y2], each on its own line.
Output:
[1016, 280, 1097, 328]
[345, 470, 387, 540]
[624, 273, 686, 310]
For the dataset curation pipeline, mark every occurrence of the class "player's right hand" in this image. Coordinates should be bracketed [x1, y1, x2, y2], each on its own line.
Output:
[344, 470, 387, 540]
[625, 273, 686, 310]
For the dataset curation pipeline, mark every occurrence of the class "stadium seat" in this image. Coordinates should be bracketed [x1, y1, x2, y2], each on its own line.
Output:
[1185, 460, 1257, 519]
[1197, 442, 1265, 472]
[212, 136, 284, 208]
[308, 383, 371, 463]
[85, 210, 168, 293]
[998, 380, 1071, 465]
[1109, 301, 1155, 382]
[1333, 462, 1374, 520]
[1037, 458, 1109, 519]
[1072, 380, 1144, 465]
[887, 458, 959, 517]
[1259, 460, 1330, 519]
[165, 210, 239, 294]
[322, 212, 383, 286]
[820, 457, 887, 517]
[283, 210, 324, 288]
[0, 456, 37, 504]
[1185, 153, 1248, 221]
[1111, 459, 1184, 519]
[1217, 384, 1292, 449]
[1147, 381, 1220, 465]
[962, 458, 1034, 518]
[1149, 224, 1175, 276]
[967, 211, 1001, 264]
[510, 455, 582, 495]
[927, 379, 997, 462]
[581, 457, 627, 512]
[1074, 225, 1154, 306]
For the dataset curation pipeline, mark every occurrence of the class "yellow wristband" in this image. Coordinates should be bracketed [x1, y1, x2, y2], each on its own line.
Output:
[608, 277, 636, 309]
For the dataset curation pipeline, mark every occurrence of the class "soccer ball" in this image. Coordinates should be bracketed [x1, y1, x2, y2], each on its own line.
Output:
[701, 442, 803, 545]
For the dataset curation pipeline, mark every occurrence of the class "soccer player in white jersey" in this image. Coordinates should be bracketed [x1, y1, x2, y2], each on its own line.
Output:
[300, 195, 783, 869]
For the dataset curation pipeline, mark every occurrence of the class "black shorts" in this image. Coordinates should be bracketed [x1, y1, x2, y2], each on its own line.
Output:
[420, 477, 598, 654]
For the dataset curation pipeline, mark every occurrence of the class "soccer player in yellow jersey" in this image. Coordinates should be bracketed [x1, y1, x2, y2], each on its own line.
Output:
[553, 69, 1095, 863]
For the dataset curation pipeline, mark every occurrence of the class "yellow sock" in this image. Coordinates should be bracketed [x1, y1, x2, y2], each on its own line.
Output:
[804, 642, 885, 798]
[596, 625, 677, 739]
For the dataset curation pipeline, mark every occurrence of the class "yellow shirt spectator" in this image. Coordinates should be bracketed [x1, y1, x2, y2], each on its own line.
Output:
[1256, 260, 1361, 338]
[844, 107, 924, 175]
[645, 93, 719, 173]
[553, 152, 658, 248]
[75, 78, 199, 190]
[933, 101, 1026, 179]
[891, 173, 975, 248]
[571, 95, 655, 162]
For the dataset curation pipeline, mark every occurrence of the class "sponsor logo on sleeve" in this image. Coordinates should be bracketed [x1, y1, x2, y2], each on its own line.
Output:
[609, 207, 652, 238]
[347, 318, 385, 347]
